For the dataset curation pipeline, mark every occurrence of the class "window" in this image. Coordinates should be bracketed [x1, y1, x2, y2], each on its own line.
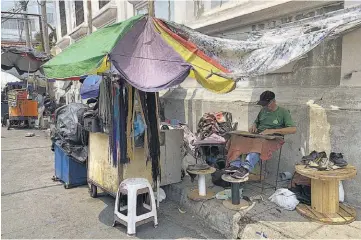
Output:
[134, 0, 174, 21]
[75, 0, 84, 26]
[155, 0, 174, 21]
[135, 5, 148, 15]
[210, 0, 229, 9]
[47, 12, 54, 23]
[18, 19, 36, 31]
[59, 0, 67, 36]
[99, 0, 110, 9]
[2, 19, 18, 30]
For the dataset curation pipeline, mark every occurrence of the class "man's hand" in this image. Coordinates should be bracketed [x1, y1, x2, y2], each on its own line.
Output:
[249, 124, 258, 133]
[259, 129, 275, 135]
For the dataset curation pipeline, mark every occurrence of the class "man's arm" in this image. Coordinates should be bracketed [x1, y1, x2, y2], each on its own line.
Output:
[249, 111, 261, 133]
[260, 127, 296, 135]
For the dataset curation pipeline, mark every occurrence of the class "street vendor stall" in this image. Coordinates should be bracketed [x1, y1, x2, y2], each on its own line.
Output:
[42, 7, 361, 212]
[42, 14, 239, 199]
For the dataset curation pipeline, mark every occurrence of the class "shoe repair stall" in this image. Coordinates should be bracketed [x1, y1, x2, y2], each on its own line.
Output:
[42, 9, 360, 225]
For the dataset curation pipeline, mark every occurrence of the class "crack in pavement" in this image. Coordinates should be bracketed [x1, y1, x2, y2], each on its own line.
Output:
[2, 184, 63, 197]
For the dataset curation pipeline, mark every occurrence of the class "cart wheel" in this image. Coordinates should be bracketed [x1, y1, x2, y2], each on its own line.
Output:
[90, 184, 97, 198]
[64, 184, 70, 189]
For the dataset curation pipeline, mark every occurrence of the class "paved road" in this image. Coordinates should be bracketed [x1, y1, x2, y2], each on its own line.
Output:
[1, 128, 223, 239]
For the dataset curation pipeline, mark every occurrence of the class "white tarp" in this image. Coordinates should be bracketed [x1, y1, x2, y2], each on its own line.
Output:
[1, 71, 22, 90]
[165, 6, 361, 80]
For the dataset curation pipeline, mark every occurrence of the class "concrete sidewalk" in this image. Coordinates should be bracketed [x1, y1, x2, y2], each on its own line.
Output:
[1, 128, 223, 239]
[164, 175, 361, 239]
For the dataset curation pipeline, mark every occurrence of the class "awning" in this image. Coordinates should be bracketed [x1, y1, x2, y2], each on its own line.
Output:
[1, 46, 50, 75]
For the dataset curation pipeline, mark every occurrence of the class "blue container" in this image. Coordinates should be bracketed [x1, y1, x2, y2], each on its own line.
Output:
[54, 143, 87, 188]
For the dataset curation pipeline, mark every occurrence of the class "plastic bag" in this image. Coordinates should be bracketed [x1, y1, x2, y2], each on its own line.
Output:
[269, 188, 299, 210]
[339, 181, 344, 203]
[154, 188, 166, 203]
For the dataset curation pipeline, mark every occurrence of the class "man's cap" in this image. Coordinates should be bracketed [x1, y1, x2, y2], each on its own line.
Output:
[257, 91, 275, 106]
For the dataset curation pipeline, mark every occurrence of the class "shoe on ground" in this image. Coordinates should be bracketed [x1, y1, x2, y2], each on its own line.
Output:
[231, 167, 249, 179]
[224, 166, 239, 173]
[330, 152, 348, 167]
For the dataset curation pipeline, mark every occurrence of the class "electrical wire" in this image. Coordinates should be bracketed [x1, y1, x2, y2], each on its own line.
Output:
[36, 0, 45, 7]
[1, 8, 22, 23]
[2, 0, 30, 23]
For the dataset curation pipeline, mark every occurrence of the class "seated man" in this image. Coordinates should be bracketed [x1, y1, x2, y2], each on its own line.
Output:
[229, 90, 297, 179]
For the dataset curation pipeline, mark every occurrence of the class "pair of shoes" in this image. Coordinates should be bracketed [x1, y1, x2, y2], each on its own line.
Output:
[302, 151, 328, 169]
[302, 151, 327, 162]
[330, 152, 348, 167]
[308, 157, 329, 171]
[224, 166, 249, 180]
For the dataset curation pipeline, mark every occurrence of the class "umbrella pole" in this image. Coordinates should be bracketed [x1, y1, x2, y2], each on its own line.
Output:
[148, 0, 155, 17]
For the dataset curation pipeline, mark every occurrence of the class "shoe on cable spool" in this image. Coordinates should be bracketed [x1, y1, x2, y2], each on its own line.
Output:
[302, 150, 319, 162]
[330, 152, 348, 167]
[308, 157, 329, 171]
[231, 167, 249, 180]
[224, 166, 239, 173]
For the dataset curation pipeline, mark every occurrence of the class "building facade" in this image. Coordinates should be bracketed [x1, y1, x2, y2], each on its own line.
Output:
[1, 0, 56, 46]
[53, 0, 361, 208]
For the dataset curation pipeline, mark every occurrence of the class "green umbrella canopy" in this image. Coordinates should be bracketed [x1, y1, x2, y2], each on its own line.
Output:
[43, 15, 143, 79]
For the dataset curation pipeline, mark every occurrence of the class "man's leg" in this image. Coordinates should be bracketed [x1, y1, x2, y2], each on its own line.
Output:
[232, 152, 260, 179]
[241, 152, 261, 172]
[35, 109, 41, 128]
[39, 107, 45, 129]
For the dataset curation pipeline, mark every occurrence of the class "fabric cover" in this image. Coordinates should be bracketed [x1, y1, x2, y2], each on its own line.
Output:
[110, 18, 191, 92]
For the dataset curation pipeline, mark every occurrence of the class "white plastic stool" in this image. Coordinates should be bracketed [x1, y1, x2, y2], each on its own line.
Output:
[113, 178, 158, 235]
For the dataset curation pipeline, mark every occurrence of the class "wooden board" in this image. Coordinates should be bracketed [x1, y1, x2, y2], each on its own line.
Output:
[88, 132, 153, 195]
[227, 130, 283, 140]
[295, 165, 357, 180]
[88, 133, 120, 194]
[160, 129, 183, 186]
[311, 179, 339, 213]
[188, 189, 215, 201]
[187, 167, 216, 175]
[122, 147, 153, 186]
[296, 203, 356, 225]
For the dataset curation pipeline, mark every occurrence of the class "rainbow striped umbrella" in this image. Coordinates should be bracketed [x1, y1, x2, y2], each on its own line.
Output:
[43, 15, 235, 93]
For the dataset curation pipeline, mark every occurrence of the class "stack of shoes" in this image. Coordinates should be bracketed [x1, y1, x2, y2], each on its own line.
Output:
[300, 151, 348, 171]
[224, 166, 249, 180]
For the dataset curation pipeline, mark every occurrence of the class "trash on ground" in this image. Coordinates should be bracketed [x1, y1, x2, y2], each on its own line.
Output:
[269, 188, 299, 210]
[25, 132, 35, 137]
[178, 208, 186, 214]
[154, 188, 166, 202]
